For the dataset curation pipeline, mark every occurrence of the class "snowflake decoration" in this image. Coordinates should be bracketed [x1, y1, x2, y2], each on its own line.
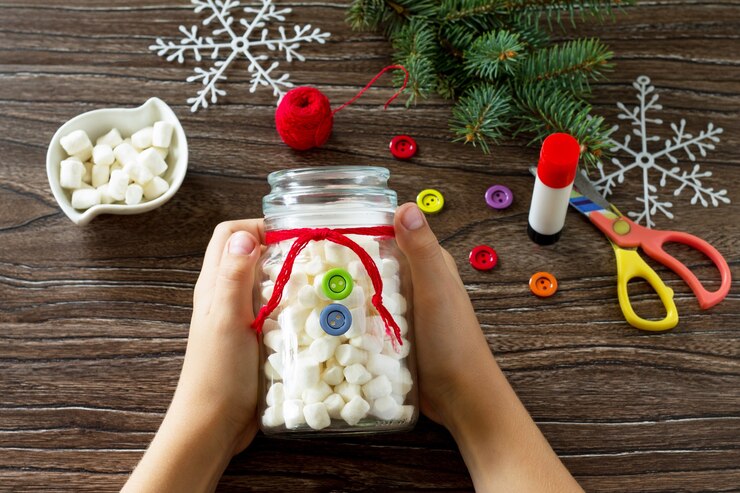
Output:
[149, 0, 330, 112]
[594, 75, 730, 228]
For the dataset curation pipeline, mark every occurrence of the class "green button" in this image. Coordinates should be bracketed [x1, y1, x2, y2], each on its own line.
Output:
[322, 268, 353, 300]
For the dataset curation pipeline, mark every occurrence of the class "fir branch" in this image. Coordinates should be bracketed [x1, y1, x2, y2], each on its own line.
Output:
[392, 18, 439, 104]
[514, 83, 613, 167]
[347, 0, 437, 36]
[464, 30, 526, 80]
[440, 0, 628, 26]
[520, 38, 613, 95]
[450, 83, 512, 153]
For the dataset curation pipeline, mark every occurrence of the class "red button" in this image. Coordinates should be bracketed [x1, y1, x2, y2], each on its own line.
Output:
[389, 135, 417, 160]
[469, 245, 497, 271]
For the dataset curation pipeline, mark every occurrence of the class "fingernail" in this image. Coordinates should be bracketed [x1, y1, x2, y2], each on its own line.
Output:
[228, 231, 256, 256]
[401, 204, 425, 231]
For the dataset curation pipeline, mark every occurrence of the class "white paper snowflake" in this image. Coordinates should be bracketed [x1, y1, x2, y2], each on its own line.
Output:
[594, 75, 730, 228]
[149, 0, 330, 112]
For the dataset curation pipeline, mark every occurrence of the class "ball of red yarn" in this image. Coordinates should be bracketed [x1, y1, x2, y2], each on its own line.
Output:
[275, 86, 333, 151]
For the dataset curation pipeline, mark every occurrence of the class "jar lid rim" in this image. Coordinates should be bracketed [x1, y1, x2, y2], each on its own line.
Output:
[267, 166, 390, 185]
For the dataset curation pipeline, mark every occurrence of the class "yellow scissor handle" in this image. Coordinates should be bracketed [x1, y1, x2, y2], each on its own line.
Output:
[613, 245, 679, 331]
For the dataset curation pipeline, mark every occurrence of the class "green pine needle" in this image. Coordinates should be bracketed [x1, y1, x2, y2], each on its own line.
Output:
[464, 30, 527, 80]
[450, 84, 512, 153]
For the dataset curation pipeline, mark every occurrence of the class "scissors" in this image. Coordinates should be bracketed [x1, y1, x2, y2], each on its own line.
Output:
[529, 167, 731, 331]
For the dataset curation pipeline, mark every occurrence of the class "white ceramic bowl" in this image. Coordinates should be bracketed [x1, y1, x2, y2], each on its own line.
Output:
[46, 97, 188, 225]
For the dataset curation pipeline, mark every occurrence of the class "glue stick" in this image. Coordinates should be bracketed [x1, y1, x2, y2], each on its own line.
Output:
[527, 133, 581, 245]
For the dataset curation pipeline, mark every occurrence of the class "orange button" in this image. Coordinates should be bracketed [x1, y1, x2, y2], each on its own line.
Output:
[529, 272, 558, 297]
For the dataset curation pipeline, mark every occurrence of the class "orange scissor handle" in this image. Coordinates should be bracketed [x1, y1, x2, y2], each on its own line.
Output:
[591, 214, 732, 310]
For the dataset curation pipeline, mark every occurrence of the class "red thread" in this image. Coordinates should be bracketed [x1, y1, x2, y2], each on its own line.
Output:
[275, 65, 409, 151]
[251, 226, 403, 346]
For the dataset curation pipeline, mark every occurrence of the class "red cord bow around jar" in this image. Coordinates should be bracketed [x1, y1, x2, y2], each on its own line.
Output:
[251, 226, 403, 346]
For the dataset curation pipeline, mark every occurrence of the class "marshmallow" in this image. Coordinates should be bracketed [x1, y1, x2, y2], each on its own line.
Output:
[395, 316, 408, 337]
[82, 161, 93, 184]
[385, 292, 407, 315]
[283, 399, 305, 429]
[308, 336, 340, 363]
[383, 338, 411, 359]
[302, 381, 332, 404]
[347, 260, 368, 282]
[124, 162, 154, 186]
[131, 126, 153, 149]
[263, 318, 279, 334]
[264, 359, 282, 381]
[313, 274, 330, 301]
[367, 353, 400, 377]
[125, 184, 143, 205]
[297, 284, 319, 308]
[278, 305, 311, 336]
[263, 330, 283, 353]
[390, 368, 413, 396]
[92, 144, 115, 167]
[347, 234, 381, 260]
[380, 258, 400, 278]
[303, 256, 325, 276]
[97, 184, 115, 204]
[110, 161, 123, 172]
[262, 405, 284, 427]
[113, 142, 139, 168]
[284, 271, 308, 300]
[382, 276, 401, 297]
[351, 333, 383, 354]
[291, 356, 320, 388]
[59, 158, 85, 189]
[298, 332, 314, 347]
[261, 283, 275, 303]
[266, 382, 285, 407]
[362, 375, 392, 400]
[153, 146, 169, 159]
[91, 163, 110, 188]
[304, 402, 331, 430]
[323, 393, 345, 419]
[391, 393, 405, 405]
[335, 381, 361, 402]
[60, 129, 92, 156]
[96, 128, 123, 148]
[152, 121, 174, 148]
[143, 176, 169, 200]
[340, 396, 370, 426]
[325, 242, 350, 266]
[335, 344, 367, 366]
[267, 352, 284, 379]
[71, 188, 101, 210]
[321, 365, 344, 386]
[305, 309, 327, 339]
[307, 240, 325, 260]
[371, 395, 401, 420]
[137, 148, 168, 176]
[343, 306, 366, 338]
[344, 363, 372, 385]
[399, 405, 415, 422]
[339, 286, 366, 310]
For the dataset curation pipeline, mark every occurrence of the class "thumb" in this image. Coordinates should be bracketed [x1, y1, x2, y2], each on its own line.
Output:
[394, 203, 451, 291]
[211, 231, 261, 330]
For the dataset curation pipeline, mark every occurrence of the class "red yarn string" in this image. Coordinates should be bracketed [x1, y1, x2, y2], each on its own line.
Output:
[251, 226, 403, 346]
[331, 65, 410, 115]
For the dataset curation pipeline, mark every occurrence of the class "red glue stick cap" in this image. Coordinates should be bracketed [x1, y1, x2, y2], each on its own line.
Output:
[537, 133, 581, 189]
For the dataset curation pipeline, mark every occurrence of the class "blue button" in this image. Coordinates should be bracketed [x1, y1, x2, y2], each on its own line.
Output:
[319, 304, 352, 336]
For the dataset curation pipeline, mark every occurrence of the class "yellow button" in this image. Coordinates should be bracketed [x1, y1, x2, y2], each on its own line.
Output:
[416, 189, 444, 214]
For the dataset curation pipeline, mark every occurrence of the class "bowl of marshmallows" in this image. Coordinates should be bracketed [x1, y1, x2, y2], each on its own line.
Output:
[46, 97, 188, 225]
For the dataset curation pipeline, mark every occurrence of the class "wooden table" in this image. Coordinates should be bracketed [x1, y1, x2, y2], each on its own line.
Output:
[1, 1, 738, 491]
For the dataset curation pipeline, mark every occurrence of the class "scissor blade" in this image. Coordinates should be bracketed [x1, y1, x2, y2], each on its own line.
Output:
[573, 171, 613, 211]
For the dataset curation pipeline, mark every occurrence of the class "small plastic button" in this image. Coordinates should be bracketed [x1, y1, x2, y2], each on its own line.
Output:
[485, 185, 513, 210]
[319, 304, 353, 336]
[322, 268, 353, 300]
[469, 245, 497, 271]
[529, 272, 558, 297]
[416, 189, 444, 214]
[389, 135, 417, 160]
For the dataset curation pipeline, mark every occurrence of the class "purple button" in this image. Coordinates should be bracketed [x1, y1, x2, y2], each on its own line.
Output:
[485, 185, 513, 209]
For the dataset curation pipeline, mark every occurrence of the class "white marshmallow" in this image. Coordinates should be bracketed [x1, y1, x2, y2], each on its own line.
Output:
[152, 121, 174, 148]
[142, 176, 169, 200]
[380, 258, 400, 277]
[395, 315, 408, 337]
[362, 375, 392, 400]
[381, 276, 401, 297]
[60, 129, 92, 156]
[302, 381, 332, 404]
[113, 142, 139, 168]
[153, 146, 169, 159]
[92, 144, 115, 167]
[110, 161, 123, 172]
[264, 360, 282, 381]
[371, 395, 401, 420]
[131, 126, 153, 149]
[91, 163, 110, 188]
[125, 162, 154, 186]
[125, 184, 143, 205]
[82, 161, 93, 184]
[284, 271, 308, 300]
[307, 240, 325, 260]
[261, 282, 274, 303]
[303, 402, 331, 430]
[263, 318, 279, 334]
[335, 344, 367, 366]
[323, 393, 345, 419]
[138, 147, 168, 176]
[347, 260, 368, 282]
[385, 292, 407, 315]
[263, 330, 284, 353]
[321, 365, 344, 386]
[325, 242, 351, 266]
[344, 306, 366, 338]
[298, 332, 314, 347]
[340, 396, 370, 426]
[351, 333, 383, 354]
[347, 234, 381, 260]
[266, 382, 285, 407]
[313, 274, 330, 301]
[278, 305, 311, 336]
[297, 284, 319, 308]
[283, 399, 305, 429]
[367, 353, 400, 377]
[291, 356, 320, 388]
[344, 363, 372, 385]
[339, 286, 366, 310]
[391, 393, 405, 405]
[71, 188, 101, 210]
[96, 128, 123, 148]
[304, 256, 326, 276]
[383, 338, 411, 359]
[262, 405, 284, 427]
[399, 405, 415, 422]
[267, 352, 284, 379]
[305, 309, 327, 339]
[59, 158, 85, 189]
[335, 381, 361, 402]
[308, 336, 340, 363]
[96, 184, 115, 204]
[391, 368, 413, 396]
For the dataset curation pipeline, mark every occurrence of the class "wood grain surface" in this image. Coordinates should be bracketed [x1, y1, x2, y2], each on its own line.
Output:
[1, 1, 738, 491]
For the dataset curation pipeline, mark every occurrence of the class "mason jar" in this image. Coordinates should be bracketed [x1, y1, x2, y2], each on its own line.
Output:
[254, 166, 418, 435]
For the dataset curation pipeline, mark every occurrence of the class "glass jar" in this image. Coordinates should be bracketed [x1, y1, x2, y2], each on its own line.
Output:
[255, 166, 418, 435]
